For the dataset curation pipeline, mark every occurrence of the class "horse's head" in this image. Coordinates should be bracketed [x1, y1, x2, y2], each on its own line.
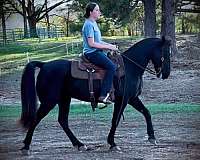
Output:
[151, 36, 171, 79]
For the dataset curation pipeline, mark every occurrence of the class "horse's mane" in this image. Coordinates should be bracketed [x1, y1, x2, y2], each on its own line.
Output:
[123, 37, 162, 55]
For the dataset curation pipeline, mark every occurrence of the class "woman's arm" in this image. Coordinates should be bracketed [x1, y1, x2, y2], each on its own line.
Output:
[88, 37, 118, 51]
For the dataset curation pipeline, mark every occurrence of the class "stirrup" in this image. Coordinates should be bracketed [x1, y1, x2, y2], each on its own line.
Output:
[98, 93, 112, 104]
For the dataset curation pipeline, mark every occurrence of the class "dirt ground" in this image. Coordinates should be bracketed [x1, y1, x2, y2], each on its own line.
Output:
[0, 35, 200, 159]
[0, 111, 200, 160]
[0, 35, 200, 105]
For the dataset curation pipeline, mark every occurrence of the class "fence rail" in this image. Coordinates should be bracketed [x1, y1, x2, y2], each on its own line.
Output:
[0, 27, 69, 45]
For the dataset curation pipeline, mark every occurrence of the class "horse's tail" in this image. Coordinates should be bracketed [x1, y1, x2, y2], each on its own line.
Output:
[20, 61, 44, 128]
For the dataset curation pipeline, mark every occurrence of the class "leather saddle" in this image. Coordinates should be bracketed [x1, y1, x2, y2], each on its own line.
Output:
[71, 51, 125, 111]
[71, 52, 125, 79]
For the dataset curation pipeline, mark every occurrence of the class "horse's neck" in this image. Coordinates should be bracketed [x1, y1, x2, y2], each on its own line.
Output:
[123, 46, 151, 75]
[124, 38, 160, 66]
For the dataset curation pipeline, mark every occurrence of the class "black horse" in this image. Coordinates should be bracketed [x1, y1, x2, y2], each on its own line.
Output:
[20, 37, 171, 151]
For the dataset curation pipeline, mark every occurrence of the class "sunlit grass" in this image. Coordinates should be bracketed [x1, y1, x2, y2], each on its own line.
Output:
[0, 36, 140, 57]
[0, 103, 199, 121]
[0, 38, 82, 58]
[17, 36, 82, 43]
[146, 103, 200, 113]
[0, 53, 27, 62]
[0, 36, 141, 75]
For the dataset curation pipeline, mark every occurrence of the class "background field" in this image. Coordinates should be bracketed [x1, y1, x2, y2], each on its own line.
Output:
[0, 35, 200, 159]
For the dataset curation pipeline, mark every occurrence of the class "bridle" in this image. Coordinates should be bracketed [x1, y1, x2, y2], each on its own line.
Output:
[121, 50, 165, 76]
[115, 50, 164, 125]
[114, 44, 168, 125]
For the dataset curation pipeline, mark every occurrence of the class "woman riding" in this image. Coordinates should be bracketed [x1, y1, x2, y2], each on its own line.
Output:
[82, 2, 118, 104]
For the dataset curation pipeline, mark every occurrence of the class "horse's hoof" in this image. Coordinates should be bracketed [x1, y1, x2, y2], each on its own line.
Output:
[20, 145, 29, 150]
[76, 145, 88, 151]
[110, 145, 121, 151]
[148, 138, 157, 145]
[20, 145, 30, 155]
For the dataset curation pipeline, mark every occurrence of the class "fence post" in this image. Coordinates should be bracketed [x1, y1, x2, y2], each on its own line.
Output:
[12, 30, 16, 42]
[66, 43, 69, 55]
[43, 28, 46, 39]
[20, 28, 23, 39]
[38, 36, 41, 43]
[55, 27, 58, 40]
[26, 52, 30, 63]
[71, 42, 74, 54]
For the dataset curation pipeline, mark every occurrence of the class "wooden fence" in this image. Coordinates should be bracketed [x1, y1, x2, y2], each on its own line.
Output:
[0, 27, 69, 45]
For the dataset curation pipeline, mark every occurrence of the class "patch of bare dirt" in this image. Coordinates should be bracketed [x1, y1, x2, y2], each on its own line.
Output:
[0, 35, 200, 105]
[0, 112, 199, 159]
[0, 35, 200, 160]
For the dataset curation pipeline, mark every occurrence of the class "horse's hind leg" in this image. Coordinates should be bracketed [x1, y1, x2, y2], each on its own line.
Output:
[107, 96, 128, 150]
[58, 97, 86, 150]
[128, 97, 157, 144]
[22, 102, 56, 150]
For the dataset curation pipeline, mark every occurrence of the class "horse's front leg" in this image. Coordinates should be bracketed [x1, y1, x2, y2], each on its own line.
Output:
[107, 96, 128, 150]
[128, 97, 157, 145]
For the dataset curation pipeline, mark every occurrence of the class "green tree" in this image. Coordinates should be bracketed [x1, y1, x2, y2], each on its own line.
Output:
[7, 0, 70, 38]
[71, 0, 141, 36]
[0, 0, 15, 45]
[127, 4, 144, 36]
[0, 0, 7, 45]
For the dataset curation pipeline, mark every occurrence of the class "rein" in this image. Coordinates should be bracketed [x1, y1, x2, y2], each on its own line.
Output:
[115, 53, 163, 125]
[121, 54, 163, 76]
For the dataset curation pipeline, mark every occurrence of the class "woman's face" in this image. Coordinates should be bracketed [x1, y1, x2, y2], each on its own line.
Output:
[90, 5, 101, 20]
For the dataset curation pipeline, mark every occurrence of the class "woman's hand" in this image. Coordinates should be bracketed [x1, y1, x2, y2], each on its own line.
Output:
[108, 44, 119, 51]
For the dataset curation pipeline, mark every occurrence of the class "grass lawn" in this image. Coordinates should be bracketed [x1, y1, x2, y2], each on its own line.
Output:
[0, 36, 141, 75]
[0, 103, 199, 121]
[0, 36, 139, 61]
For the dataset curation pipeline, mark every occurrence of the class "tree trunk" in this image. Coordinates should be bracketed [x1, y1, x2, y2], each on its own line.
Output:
[198, 15, 200, 33]
[28, 19, 38, 38]
[127, 26, 131, 36]
[6, 0, 65, 38]
[135, 23, 138, 36]
[181, 15, 185, 34]
[22, 0, 28, 38]
[161, 0, 178, 56]
[45, 0, 50, 38]
[143, 0, 156, 37]
[66, 10, 70, 37]
[131, 27, 134, 36]
[140, 21, 144, 36]
[0, 0, 6, 45]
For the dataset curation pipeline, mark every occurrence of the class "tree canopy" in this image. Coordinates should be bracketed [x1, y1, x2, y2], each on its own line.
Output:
[5, 0, 71, 37]
[1, 0, 199, 53]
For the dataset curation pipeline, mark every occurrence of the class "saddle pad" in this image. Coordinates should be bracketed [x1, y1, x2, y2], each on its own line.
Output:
[71, 61, 105, 79]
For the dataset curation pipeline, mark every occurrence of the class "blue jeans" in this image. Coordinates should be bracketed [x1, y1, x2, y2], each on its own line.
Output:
[85, 50, 117, 97]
